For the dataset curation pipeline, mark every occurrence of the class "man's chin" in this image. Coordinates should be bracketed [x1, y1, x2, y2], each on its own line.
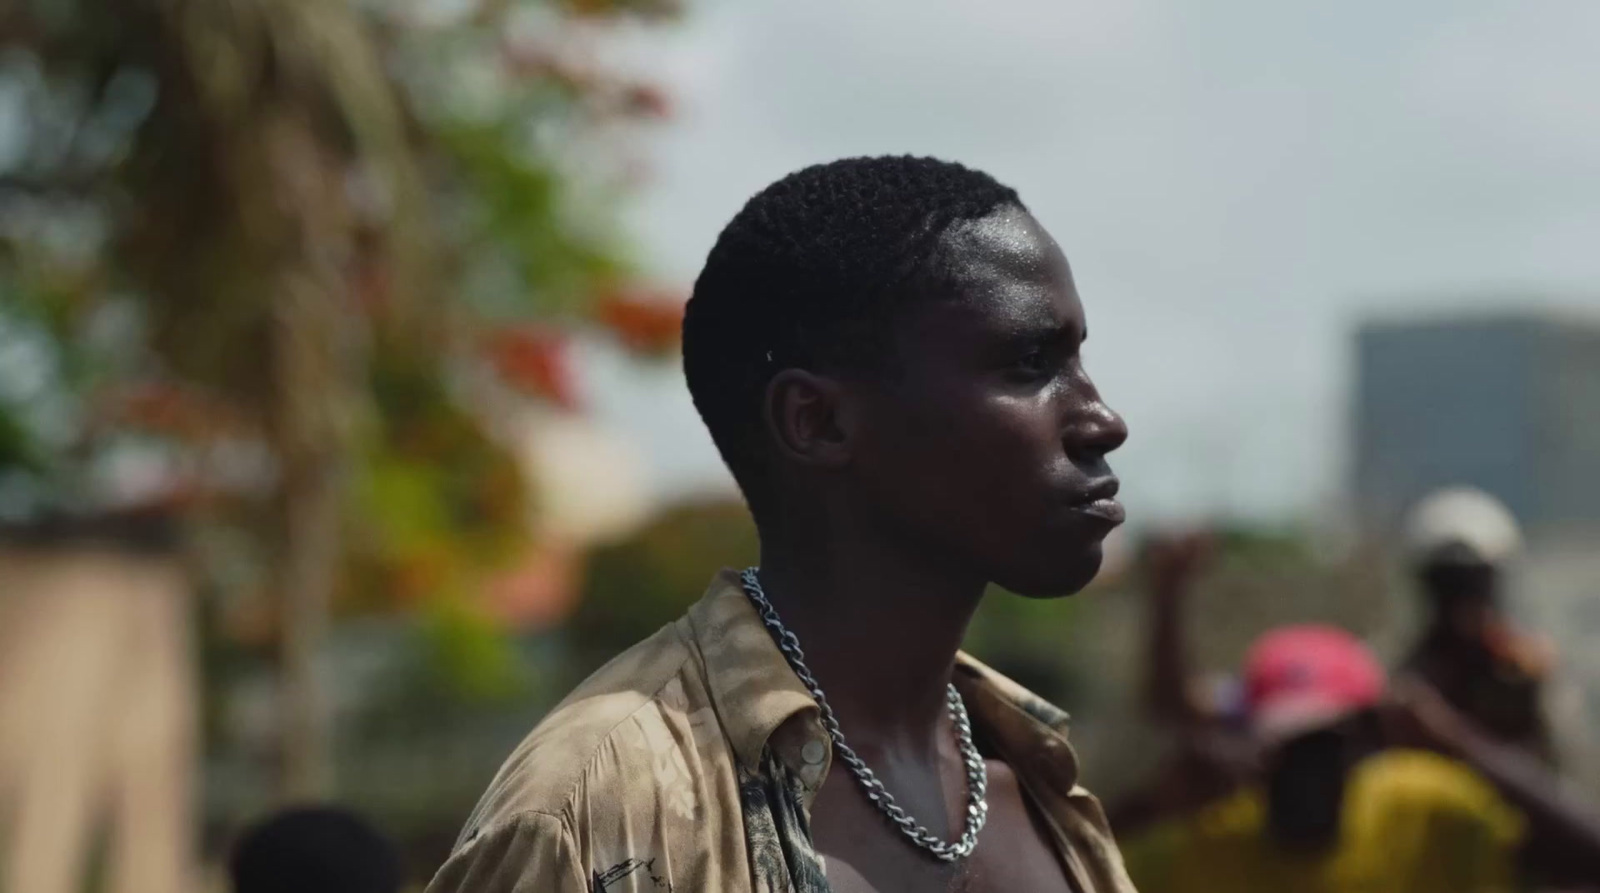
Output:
[995, 545, 1105, 599]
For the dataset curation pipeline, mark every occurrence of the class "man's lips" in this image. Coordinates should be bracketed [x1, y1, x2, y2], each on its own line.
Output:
[1071, 497, 1126, 525]
[1069, 478, 1124, 525]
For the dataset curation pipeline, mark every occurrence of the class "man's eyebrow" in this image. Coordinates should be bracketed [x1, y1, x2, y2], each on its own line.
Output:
[987, 318, 1084, 345]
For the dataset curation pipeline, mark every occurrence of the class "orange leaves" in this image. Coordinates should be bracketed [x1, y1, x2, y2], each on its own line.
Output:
[483, 326, 580, 409]
[95, 381, 252, 441]
[595, 287, 683, 353]
[501, 42, 592, 93]
[481, 286, 680, 406]
[618, 83, 673, 119]
[483, 541, 582, 632]
[500, 41, 674, 120]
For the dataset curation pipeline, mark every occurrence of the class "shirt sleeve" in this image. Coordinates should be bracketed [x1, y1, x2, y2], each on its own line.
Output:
[425, 812, 587, 893]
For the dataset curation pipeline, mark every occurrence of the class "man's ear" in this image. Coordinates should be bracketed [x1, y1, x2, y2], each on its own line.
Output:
[763, 369, 854, 469]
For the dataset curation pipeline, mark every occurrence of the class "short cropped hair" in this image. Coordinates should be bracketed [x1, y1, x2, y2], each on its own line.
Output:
[682, 155, 1021, 508]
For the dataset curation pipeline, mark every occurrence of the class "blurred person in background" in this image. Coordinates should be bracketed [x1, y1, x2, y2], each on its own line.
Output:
[230, 805, 402, 893]
[1120, 623, 1527, 892]
[426, 156, 1135, 893]
[1400, 488, 1555, 764]
[1115, 533, 1600, 891]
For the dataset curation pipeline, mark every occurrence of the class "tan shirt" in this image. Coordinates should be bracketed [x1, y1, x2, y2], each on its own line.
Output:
[426, 570, 1137, 893]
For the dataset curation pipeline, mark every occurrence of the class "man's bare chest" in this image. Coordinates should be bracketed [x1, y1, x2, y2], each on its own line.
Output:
[818, 839, 1076, 893]
[811, 759, 1076, 893]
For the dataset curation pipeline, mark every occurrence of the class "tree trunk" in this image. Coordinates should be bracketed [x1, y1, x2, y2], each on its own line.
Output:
[258, 110, 364, 801]
[132, 0, 429, 799]
[276, 453, 343, 800]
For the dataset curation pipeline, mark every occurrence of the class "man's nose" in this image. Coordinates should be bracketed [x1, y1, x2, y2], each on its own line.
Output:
[1069, 398, 1127, 459]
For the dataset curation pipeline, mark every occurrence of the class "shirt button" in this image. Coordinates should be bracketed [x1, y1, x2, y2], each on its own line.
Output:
[801, 739, 827, 765]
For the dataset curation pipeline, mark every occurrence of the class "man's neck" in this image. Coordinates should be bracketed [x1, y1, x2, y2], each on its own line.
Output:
[753, 530, 987, 758]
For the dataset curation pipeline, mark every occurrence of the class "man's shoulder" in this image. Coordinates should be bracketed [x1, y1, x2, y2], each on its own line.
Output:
[1351, 748, 1512, 816]
[459, 619, 712, 836]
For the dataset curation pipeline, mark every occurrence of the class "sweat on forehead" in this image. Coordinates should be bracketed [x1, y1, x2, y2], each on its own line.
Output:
[682, 155, 1026, 499]
[930, 206, 1073, 307]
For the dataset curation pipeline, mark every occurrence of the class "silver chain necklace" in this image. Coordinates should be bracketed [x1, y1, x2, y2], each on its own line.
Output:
[739, 567, 989, 863]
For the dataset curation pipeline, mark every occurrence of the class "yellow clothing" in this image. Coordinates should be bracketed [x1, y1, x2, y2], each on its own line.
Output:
[1124, 749, 1524, 893]
[427, 569, 1135, 893]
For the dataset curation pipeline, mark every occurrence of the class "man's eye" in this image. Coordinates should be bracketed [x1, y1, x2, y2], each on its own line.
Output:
[1011, 351, 1050, 378]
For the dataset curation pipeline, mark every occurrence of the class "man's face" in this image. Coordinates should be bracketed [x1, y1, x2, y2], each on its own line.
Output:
[842, 206, 1127, 596]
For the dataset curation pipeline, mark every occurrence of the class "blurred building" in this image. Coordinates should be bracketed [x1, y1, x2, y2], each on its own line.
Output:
[1353, 308, 1600, 791]
[1354, 310, 1600, 537]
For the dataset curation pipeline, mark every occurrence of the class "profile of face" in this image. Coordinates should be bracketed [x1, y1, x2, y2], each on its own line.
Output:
[829, 205, 1127, 596]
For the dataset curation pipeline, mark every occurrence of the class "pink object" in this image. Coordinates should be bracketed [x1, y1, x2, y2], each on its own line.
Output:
[1243, 625, 1386, 740]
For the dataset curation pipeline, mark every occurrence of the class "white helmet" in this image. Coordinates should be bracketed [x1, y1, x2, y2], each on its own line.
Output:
[1403, 487, 1522, 567]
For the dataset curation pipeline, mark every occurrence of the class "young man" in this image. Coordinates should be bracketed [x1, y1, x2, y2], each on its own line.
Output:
[427, 156, 1134, 893]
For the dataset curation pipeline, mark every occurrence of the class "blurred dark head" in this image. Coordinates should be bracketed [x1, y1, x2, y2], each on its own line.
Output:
[1418, 552, 1500, 641]
[683, 156, 1127, 596]
[230, 806, 402, 893]
[1263, 717, 1379, 849]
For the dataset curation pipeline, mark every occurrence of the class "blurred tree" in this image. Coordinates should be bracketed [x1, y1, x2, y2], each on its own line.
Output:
[572, 499, 759, 677]
[0, 0, 683, 798]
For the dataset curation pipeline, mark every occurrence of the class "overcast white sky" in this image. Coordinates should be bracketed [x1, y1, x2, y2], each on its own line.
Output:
[583, 0, 1600, 525]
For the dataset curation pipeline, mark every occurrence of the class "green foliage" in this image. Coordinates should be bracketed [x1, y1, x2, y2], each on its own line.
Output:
[438, 121, 625, 320]
[343, 355, 528, 616]
[0, 283, 150, 514]
[964, 587, 1087, 708]
[0, 308, 54, 479]
[420, 598, 532, 702]
[0, 408, 45, 475]
[571, 499, 759, 674]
